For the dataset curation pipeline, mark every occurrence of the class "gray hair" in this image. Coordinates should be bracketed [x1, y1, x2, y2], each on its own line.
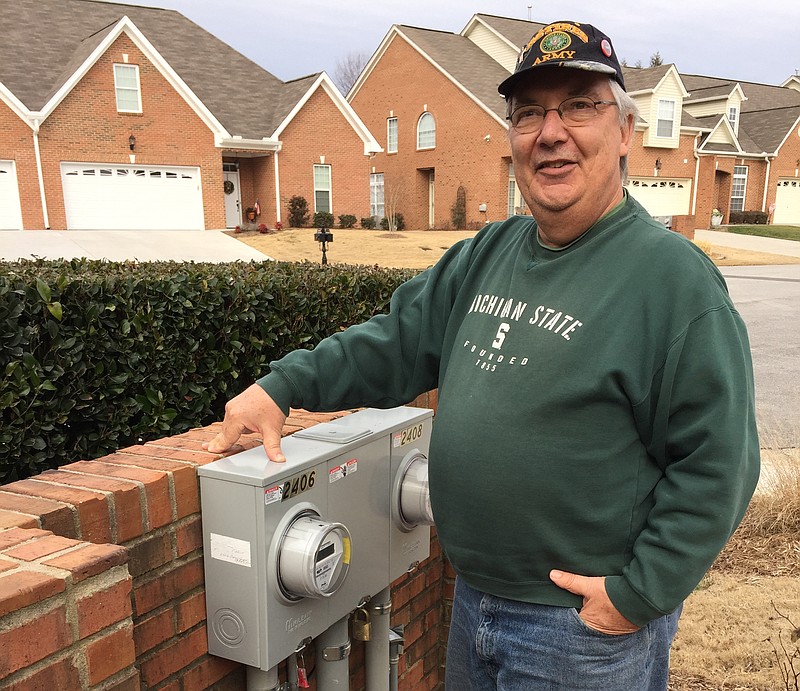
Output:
[608, 79, 639, 184]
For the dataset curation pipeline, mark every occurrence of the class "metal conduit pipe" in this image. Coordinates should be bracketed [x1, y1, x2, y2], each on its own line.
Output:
[246, 665, 279, 691]
[287, 652, 299, 690]
[316, 615, 351, 689]
[388, 626, 405, 691]
[365, 587, 392, 691]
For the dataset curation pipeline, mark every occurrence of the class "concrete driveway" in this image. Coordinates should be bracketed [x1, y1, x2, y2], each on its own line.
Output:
[0, 230, 270, 263]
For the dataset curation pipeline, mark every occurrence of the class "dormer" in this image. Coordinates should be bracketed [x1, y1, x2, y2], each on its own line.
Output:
[626, 65, 688, 149]
[461, 14, 525, 72]
[781, 75, 800, 93]
[684, 83, 746, 136]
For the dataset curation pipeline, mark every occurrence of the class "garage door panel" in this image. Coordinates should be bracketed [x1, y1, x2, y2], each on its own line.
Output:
[625, 178, 692, 217]
[61, 164, 204, 230]
[774, 179, 800, 225]
[0, 160, 24, 230]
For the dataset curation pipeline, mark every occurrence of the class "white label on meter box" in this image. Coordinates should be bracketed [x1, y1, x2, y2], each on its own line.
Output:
[329, 459, 358, 483]
[393, 422, 424, 448]
[264, 484, 284, 505]
[210, 533, 252, 568]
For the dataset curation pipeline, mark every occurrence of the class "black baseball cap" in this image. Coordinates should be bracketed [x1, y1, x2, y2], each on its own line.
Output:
[498, 21, 625, 96]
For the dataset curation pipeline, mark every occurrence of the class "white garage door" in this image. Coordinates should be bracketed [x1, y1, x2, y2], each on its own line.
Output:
[625, 177, 692, 217]
[773, 178, 800, 225]
[61, 163, 204, 230]
[0, 160, 24, 230]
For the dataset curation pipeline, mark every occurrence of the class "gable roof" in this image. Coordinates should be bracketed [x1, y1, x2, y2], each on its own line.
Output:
[0, 0, 372, 145]
[396, 25, 510, 121]
[465, 14, 544, 51]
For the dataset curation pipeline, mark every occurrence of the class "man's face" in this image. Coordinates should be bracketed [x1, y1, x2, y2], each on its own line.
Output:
[508, 68, 632, 244]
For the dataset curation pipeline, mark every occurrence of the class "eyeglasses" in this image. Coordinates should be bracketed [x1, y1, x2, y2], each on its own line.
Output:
[508, 97, 618, 134]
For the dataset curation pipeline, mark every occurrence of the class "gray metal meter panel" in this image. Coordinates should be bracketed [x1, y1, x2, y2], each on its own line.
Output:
[199, 406, 434, 672]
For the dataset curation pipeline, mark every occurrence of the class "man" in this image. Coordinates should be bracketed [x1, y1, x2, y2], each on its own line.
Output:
[206, 21, 759, 690]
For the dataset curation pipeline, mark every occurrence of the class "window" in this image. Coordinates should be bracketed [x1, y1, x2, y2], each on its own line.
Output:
[730, 165, 748, 213]
[656, 99, 675, 138]
[370, 173, 385, 218]
[387, 118, 398, 154]
[313, 164, 332, 213]
[114, 64, 141, 113]
[417, 112, 436, 149]
[728, 106, 739, 132]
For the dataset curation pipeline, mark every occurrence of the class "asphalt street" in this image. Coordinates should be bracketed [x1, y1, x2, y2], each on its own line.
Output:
[720, 264, 800, 446]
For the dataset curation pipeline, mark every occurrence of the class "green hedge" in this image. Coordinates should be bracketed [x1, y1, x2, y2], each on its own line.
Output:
[1, 259, 418, 483]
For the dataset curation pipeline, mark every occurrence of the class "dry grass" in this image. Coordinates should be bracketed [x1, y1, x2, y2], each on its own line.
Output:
[234, 228, 800, 690]
[233, 228, 800, 269]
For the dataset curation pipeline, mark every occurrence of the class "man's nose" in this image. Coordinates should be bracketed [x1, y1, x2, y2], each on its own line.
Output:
[537, 108, 569, 143]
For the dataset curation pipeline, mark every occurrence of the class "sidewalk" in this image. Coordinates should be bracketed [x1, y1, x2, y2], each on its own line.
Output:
[695, 228, 800, 258]
[0, 230, 271, 263]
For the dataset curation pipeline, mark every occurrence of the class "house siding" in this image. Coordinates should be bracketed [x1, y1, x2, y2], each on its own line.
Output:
[464, 23, 517, 72]
[641, 72, 684, 148]
[351, 36, 510, 230]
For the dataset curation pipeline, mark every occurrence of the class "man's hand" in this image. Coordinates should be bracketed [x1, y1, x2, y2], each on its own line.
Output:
[550, 569, 640, 635]
[203, 384, 287, 463]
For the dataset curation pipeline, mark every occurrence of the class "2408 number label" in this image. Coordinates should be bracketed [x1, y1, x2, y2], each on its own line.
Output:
[396, 423, 424, 447]
[281, 470, 316, 501]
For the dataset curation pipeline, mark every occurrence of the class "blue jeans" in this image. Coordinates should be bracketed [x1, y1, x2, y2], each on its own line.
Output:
[446, 578, 681, 691]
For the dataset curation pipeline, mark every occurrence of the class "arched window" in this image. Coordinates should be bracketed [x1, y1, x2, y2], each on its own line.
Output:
[417, 112, 436, 150]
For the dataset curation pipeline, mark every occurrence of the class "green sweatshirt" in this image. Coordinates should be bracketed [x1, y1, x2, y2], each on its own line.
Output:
[259, 195, 760, 627]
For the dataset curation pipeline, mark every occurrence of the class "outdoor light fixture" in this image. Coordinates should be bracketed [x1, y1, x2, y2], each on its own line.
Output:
[655, 158, 662, 171]
[314, 228, 334, 265]
[129, 134, 136, 151]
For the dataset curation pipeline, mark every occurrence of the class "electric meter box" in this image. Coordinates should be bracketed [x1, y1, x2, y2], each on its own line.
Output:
[199, 406, 433, 671]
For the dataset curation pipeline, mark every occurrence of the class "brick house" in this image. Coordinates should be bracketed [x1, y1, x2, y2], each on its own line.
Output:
[349, 13, 800, 233]
[0, 0, 380, 231]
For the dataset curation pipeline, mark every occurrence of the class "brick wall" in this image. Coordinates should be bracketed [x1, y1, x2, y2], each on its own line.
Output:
[278, 87, 373, 226]
[350, 37, 511, 230]
[0, 102, 42, 229]
[0, 395, 447, 690]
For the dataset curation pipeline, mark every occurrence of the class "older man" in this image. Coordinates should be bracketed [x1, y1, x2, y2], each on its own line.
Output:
[206, 21, 759, 690]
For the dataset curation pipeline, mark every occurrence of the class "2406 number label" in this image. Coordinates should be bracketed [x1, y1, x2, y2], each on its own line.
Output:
[281, 470, 316, 501]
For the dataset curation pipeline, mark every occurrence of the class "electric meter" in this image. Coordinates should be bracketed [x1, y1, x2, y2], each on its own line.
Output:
[392, 453, 434, 531]
[277, 510, 351, 600]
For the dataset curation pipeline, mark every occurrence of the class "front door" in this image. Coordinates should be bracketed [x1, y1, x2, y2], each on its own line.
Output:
[428, 171, 435, 229]
[223, 168, 241, 228]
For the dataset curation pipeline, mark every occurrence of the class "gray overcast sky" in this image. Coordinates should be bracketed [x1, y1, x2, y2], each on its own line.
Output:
[129, 0, 798, 87]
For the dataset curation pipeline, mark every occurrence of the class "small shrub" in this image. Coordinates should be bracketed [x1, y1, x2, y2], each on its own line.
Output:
[288, 196, 309, 227]
[338, 214, 357, 229]
[451, 186, 467, 230]
[258, 223, 268, 234]
[380, 213, 405, 231]
[729, 210, 769, 225]
[360, 217, 376, 229]
[314, 211, 335, 228]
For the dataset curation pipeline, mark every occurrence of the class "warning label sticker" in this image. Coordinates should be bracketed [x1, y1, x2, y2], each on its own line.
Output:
[329, 459, 358, 483]
[264, 485, 284, 505]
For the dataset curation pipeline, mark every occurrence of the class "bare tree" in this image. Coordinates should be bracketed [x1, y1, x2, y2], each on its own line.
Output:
[333, 51, 370, 94]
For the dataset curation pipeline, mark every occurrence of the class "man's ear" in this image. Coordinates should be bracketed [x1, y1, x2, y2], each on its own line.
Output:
[619, 114, 634, 157]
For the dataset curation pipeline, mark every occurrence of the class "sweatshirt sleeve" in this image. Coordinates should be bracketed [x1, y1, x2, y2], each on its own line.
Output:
[605, 304, 760, 626]
[256, 239, 471, 414]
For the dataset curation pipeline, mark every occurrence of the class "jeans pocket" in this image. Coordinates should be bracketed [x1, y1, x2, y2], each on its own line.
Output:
[567, 607, 639, 639]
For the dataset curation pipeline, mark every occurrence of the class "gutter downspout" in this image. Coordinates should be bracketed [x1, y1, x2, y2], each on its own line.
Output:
[273, 151, 281, 224]
[32, 119, 50, 229]
[762, 154, 773, 212]
[691, 132, 701, 217]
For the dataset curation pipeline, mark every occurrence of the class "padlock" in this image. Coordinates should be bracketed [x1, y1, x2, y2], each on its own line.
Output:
[352, 607, 372, 641]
